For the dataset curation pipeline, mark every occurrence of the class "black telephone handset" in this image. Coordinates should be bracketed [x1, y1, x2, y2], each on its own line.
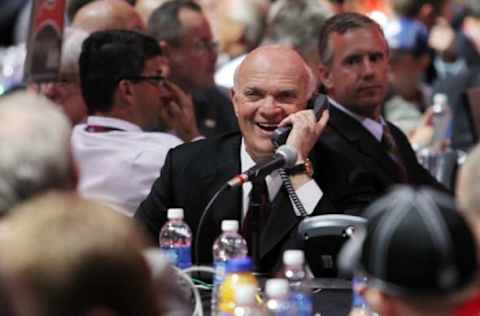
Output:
[271, 93, 329, 147]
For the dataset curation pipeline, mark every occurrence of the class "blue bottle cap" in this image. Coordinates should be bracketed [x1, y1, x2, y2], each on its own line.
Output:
[225, 257, 252, 273]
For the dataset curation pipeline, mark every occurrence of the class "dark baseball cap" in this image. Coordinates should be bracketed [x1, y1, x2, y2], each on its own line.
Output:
[340, 186, 477, 297]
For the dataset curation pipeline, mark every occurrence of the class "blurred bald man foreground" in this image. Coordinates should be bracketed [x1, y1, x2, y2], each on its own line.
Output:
[0, 92, 76, 216]
[0, 192, 160, 316]
[135, 45, 332, 274]
[72, 0, 145, 32]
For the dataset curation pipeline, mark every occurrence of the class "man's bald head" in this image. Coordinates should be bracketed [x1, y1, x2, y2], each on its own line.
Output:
[234, 45, 316, 97]
[73, 0, 145, 33]
[231, 45, 317, 161]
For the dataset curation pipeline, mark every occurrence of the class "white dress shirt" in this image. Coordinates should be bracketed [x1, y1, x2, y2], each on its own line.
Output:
[239, 139, 322, 218]
[71, 116, 182, 216]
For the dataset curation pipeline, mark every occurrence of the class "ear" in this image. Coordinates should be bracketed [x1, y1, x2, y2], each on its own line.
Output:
[318, 63, 334, 91]
[116, 79, 135, 106]
[230, 88, 239, 118]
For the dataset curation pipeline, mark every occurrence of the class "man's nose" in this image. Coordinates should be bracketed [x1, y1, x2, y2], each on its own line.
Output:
[362, 58, 375, 78]
[260, 96, 283, 116]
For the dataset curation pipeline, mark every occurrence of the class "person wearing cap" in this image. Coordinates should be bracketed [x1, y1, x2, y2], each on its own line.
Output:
[315, 12, 446, 215]
[383, 15, 433, 143]
[344, 186, 477, 316]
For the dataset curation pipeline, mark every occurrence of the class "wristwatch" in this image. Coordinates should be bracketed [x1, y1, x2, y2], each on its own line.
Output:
[287, 158, 313, 177]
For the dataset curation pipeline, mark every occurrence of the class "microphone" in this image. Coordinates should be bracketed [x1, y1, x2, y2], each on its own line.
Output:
[227, 144, 298, 188]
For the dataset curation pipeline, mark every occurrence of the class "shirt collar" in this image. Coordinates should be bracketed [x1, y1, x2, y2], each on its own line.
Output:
[328, 97, 385, 142]
[86, 116, 143, 132]
[240, 138, 282, 202]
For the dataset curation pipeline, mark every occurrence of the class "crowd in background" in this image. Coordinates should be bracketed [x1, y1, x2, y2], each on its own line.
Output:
[0, 0, 479, 315]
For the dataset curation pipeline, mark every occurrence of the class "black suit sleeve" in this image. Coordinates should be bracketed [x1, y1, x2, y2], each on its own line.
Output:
[134, 149, 175, 243]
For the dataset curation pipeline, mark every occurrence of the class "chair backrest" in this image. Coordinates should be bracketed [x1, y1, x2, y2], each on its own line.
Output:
[297, 214, 366, 278]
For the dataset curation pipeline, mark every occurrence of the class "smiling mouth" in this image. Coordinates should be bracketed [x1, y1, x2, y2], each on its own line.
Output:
[256, 122, 279, 132]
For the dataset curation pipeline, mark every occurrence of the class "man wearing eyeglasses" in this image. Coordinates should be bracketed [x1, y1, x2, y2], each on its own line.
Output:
[148, 0, 239, 138]
[71, 30, 199, 216]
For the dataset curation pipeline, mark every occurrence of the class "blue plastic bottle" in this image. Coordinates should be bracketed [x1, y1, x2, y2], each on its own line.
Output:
[282, 250, 313, 316]
[159, 208, 192, 269]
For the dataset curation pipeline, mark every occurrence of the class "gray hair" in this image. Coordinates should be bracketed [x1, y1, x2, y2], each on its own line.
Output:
[0, 92, 73, 215]
[60, 27, 90, 76]
[264, 0, 331, 60]
[224, 0, 266, 51]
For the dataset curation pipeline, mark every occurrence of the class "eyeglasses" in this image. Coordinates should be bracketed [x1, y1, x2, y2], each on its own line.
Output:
[123, 75, 167, 87]
[192, 39, 218, 52]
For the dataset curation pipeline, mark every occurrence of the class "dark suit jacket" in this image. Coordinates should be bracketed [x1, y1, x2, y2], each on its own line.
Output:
[313, 104, 447, 214]
[135, 132, 332, 274]
[192, 86, 239, 138]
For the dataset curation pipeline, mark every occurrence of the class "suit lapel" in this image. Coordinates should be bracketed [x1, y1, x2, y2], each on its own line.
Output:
[328, 106, 401, 181]
[198, 135, 243, 228]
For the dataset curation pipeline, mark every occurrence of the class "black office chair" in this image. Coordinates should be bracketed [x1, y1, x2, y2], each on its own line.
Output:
[297, 214, 366, 316]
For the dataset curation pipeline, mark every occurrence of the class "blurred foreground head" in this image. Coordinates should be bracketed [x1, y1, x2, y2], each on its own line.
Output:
[0, 192, 159, 316]
[457, 144, 480, 242]
[341, 186, 477, 316]
[0, 92, 76, 216]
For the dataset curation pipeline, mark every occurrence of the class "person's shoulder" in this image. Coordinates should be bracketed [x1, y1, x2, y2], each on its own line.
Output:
[171, 131, 241, 156]
[143, 131, 183, 145]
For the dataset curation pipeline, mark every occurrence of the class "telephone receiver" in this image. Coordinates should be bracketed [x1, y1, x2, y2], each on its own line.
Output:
[271, 93, 329, 147]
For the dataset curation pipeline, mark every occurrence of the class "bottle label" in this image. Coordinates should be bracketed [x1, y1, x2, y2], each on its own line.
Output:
[161, 246, 191, 269]
[291, 292, 313, 316]
[213, 260, 227, 286]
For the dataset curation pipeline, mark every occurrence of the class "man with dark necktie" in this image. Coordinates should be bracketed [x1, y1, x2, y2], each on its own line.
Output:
[135, 45, 331, 274]
[314, 12, 446, 214]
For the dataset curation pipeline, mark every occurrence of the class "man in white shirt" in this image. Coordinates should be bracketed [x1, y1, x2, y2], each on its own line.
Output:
[135, 45, 331, 274]
[72, 30, 199, 216]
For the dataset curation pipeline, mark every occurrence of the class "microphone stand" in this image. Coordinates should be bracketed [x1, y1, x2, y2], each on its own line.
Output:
[193, 183, 228, 266]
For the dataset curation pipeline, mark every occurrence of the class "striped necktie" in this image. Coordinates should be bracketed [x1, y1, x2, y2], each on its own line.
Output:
[382, 124, 408, 183]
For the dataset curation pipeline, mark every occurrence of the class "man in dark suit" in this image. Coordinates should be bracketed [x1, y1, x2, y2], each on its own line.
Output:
[315, 12, 445, 214]
[135, 45, 330, 274]
[148, 0, 238, 138]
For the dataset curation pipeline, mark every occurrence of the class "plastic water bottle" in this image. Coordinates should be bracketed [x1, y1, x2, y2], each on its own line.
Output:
[212, 220, 248, 316]
[348, 275, 376, 316]
[219, 257, 258, 315]
[431, 93, 452, 152]
[233, 284, 265, 316]
[159, 208, 192, 269]
[265, 279, 296, 316]
[282, 250, 313, 316]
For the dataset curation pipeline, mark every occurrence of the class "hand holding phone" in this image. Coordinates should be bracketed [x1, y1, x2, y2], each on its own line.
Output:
[271, 93, 329, 147]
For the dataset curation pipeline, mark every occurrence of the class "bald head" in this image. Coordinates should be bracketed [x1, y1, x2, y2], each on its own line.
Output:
[231, 45, 316, 161]
[73, 0, 145, 33]
[234, 45, 316, 96]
